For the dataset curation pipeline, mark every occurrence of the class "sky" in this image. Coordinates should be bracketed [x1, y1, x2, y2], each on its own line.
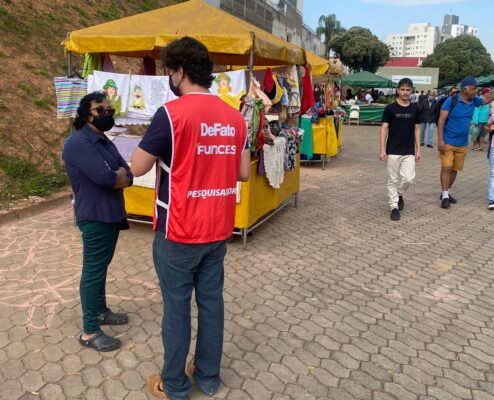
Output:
[302, 0, 494, 60]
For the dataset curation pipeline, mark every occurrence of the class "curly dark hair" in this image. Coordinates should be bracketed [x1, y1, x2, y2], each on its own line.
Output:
[73, 91, 108, 130]
[161, 37, 214, 88]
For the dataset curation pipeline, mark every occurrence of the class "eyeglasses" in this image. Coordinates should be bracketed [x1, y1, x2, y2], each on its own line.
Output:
[91, 106, 115, 116]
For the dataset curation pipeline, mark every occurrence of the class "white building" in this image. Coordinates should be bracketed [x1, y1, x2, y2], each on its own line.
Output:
[450, 24, 479, 38]
[386, 23, 440, 58]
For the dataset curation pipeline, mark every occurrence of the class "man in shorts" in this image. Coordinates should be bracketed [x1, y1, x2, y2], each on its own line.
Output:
[437, 77, 494, 208]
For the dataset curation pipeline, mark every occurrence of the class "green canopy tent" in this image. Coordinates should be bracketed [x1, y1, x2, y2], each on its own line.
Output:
[342, 71, 397, 88]
[477, 75, 494, 87]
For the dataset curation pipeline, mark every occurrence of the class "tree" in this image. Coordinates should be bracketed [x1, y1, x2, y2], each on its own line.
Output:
[329, 27, 390, 73]
[316, 14, 346, 58]
[422, 35, 494, 87]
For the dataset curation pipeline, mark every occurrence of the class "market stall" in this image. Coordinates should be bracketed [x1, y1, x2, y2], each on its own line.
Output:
[299, 53, 344, 168]
[343, 104, 386, 124]
[341, 71, 395, 124]
[477, 75, 494, 87]
[63, 0, 311, 248]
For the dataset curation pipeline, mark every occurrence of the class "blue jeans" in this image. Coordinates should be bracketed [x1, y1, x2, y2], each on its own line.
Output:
[489, 148, 494, 201]
[420, 122, 435, 146]
[153, 232, 227, 399]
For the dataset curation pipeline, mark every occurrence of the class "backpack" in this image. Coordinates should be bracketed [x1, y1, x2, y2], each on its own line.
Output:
[433, 94, 458, 125]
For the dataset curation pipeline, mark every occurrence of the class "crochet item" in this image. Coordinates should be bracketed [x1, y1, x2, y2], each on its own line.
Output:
[263, 137, 286, 189]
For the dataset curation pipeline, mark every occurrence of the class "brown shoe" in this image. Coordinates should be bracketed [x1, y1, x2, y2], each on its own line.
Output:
[186, 359, 195, 381]
[147, 374, 170, 399]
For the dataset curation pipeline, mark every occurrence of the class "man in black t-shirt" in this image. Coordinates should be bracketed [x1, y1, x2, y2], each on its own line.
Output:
[380, 78, 421, 220]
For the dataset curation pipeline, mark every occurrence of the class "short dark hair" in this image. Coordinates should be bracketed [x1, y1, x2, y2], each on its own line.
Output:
[449, 86, 458, 95]
[161, 36, 214, 88]
[397, 78, 413, 88]
[73, 91, 107, 130]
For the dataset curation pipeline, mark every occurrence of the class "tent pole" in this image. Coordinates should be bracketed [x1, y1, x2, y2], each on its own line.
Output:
[247, 32, 255, 91]
[67, 50, 72, 77]
[66, 50, 75, 134]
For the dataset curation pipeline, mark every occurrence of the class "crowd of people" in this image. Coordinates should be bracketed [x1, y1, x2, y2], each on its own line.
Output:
[380, 77, 494, 221]
[345, 87, 384, 104]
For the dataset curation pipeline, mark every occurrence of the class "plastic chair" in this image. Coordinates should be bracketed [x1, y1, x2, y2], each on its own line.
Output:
[348, 105, 360, 126]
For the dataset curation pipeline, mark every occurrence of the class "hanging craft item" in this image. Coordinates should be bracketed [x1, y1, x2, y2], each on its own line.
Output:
[54, 77, 88, 120]
[210, 70, 246, 110]
[263, 137, 287, 189]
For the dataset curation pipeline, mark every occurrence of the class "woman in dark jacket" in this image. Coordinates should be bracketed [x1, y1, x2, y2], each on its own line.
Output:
[62, 91, 133, 352]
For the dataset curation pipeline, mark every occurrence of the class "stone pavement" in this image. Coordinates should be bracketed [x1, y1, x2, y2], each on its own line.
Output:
[2, 125, 494, 400]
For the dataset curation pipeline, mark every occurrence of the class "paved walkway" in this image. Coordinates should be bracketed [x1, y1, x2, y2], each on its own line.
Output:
[1, 125, 494, 400]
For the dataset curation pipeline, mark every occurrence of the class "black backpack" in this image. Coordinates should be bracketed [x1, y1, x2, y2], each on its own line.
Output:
[432, 94, 458, 125]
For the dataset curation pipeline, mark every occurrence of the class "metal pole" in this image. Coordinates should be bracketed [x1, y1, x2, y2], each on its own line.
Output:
[247, 32, 255, 92]
[248, 33, 255, 71]
[67, 50, 72, 77]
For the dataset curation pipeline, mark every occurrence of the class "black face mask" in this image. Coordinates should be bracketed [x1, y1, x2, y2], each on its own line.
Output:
[91, 115, 115, 132]
[169, 75, 182, 97]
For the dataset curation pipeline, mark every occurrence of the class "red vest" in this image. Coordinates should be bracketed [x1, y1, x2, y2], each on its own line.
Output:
[154, 93, 247, 244]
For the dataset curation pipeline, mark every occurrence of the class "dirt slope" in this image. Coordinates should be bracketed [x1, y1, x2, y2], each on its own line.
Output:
[0, 0, 179, 208]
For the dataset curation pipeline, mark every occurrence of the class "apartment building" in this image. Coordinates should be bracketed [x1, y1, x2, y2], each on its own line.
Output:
[386, 23, 440, 58]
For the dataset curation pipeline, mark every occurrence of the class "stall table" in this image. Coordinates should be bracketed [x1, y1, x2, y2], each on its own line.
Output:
[344, 104, 385, 124]
[125, 155, 300, 250]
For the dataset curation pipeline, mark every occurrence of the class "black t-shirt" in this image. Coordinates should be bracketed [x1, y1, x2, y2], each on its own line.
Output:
[382, 102, 420, 155]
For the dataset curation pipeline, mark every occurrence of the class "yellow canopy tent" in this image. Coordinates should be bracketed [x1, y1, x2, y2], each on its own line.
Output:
[305, 51, 329, 76]
[64, 0, 306, 67]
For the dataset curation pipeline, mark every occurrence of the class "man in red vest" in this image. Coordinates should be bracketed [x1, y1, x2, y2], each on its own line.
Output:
[131, 37, 250, 400]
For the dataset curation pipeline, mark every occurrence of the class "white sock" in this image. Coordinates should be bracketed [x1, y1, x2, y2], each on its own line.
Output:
[442, 191, 449, 199]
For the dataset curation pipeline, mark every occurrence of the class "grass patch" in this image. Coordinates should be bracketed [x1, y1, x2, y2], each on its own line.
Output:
[0, 6, 29, 38]
[71, 5, 90, 26]
[34, 68, 51, 77]
[141, 0, 159, 12]
[0, 49, 5, 58]
[100, 1, 121, 20]
[34, 98, 53, 110]
[18, 82, 37, 96]
[0, 153, 67, 200]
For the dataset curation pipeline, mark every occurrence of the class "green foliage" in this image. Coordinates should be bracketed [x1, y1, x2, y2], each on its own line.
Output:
[422, 35, 494, 87]
[315, 14, 345, 58]
[0, 49, 5, 58]
[330, 27, 390, 73]
[0, 154, 67, 201]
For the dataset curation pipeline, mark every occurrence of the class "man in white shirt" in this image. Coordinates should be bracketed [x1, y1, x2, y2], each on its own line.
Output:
[365, 90, 373, 104]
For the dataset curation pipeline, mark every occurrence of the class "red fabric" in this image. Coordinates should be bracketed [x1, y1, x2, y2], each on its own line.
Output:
[301, 66, 315, 114]
[256, 108, 265, 151]
[153, 93, 247, 243]
[263, 68, 275, 93]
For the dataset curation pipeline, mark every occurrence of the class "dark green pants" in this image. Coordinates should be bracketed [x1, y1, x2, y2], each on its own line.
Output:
[78, 221, 120, 334]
